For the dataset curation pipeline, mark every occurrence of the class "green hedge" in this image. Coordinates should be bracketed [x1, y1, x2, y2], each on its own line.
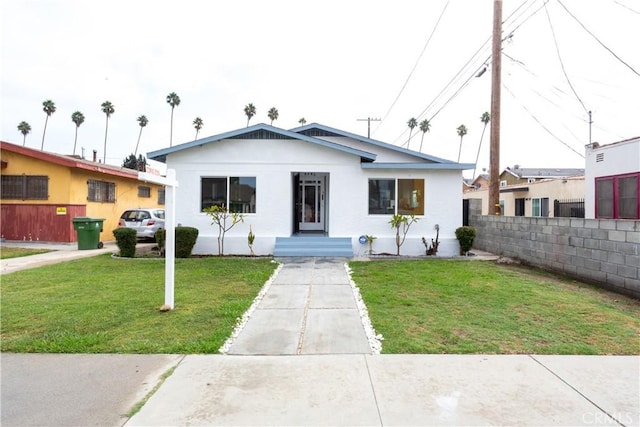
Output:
[112, 228, 137, 258]
[156, 227, 199, 258]
[455, 226, 477, 255]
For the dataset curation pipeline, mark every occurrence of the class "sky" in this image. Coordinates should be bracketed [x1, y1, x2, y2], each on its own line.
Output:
[2, 0, 639, 178]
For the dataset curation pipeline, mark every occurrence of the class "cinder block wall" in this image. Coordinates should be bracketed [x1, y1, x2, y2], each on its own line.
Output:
[468, 199, 640, 299]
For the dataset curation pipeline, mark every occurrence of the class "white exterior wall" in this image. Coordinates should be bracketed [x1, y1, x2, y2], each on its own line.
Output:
[585, 139, 640, 218]
[167, 137, 464, 257]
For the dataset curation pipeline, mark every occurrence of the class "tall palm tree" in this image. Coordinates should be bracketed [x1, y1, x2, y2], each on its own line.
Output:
[456, 124, 468, 163]
[101, 101, 115, 163]
[135, 115, 149, 156]
[407, 117, 418, 149]
[244, 103, 256, 127]
[473, 112, 491, 178]
[71, 111, 85, 155]
[41, 100, 56, 150]
[418, 119, 431, 152]
[298, 117, 307, 126]
[17, 121, 31, 146]
[193, 117, 204, 140]
[267, 107, 279, 125]
[166, 92, 181, 147]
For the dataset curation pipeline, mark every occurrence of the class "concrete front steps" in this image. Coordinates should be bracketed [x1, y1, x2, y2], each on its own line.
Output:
[273, 236, 353, 257]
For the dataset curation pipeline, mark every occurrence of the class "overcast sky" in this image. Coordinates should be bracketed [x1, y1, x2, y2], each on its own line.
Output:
[2, 0, 639, 177]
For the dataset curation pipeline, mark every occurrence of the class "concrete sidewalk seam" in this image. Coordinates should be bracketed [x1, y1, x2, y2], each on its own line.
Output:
[296, 284, 313, 355]
[364, 355, 385, 426]
[528, 355, 623, 426]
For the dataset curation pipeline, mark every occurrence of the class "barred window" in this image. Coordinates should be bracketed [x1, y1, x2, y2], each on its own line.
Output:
[158, 188, 165, 205]
[0, 175, 48, 200]
[138, 186, 151, 198]
[87, 179, 116, 203]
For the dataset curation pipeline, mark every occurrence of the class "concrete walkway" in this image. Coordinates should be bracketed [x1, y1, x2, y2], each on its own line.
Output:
[224, 257, 373, 355]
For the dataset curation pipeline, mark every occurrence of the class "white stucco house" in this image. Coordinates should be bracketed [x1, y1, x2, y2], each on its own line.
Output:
[585, 136, 639, 219]
[147, 123, 473, 257]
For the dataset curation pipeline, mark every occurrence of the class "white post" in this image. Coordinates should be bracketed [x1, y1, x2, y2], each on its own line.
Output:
[164, 169, 176, 309]
[138, 169, 179, 310]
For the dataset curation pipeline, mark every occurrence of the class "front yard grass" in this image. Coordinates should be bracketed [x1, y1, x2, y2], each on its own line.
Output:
[1, 254, 277, 353]
[1, 247, 53, 259]
[349, 259, 640, 355]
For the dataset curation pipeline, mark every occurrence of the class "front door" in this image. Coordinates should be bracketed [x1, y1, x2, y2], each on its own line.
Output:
[298, 173, 326, 231]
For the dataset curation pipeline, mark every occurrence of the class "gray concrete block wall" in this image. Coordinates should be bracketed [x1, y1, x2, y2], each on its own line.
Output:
[468, 199, 640, 299]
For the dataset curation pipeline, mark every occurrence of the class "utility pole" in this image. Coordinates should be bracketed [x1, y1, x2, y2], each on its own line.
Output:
[357, 117, 380, 138]
[588, 110, 593, 145]
[488, 0, 503, 216]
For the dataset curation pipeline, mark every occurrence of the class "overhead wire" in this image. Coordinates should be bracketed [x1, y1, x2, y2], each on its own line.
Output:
[393, 0, 546, 146]
[557, 0, 640, 77]
[543, 2, 589, 114]
[374, 0, 450, 134]
[503, 83, 585, 158]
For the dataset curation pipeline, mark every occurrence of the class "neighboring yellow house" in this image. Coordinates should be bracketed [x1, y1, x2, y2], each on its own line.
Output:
[1, 141, 164, 243]
[464, 176, 585, 217]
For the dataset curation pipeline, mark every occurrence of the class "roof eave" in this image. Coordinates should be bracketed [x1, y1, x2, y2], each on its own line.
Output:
[362, 162, 474, 170]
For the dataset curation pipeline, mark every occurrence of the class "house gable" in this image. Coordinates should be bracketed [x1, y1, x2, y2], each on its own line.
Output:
[147, 123, 377, 163]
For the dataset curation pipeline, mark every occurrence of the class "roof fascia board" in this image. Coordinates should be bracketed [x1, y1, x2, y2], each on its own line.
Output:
[362, 162, 474, 170]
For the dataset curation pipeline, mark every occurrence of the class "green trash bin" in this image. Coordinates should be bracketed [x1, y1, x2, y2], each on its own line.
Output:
[72, 217, 105, 250]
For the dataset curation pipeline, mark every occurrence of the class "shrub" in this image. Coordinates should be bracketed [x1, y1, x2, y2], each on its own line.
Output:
[455, 226, 476, 255]
[113, 227, 137, 258]
[155, 227, 199, 258]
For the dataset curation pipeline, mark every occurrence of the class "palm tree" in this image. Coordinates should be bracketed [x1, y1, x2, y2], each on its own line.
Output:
[101, 101, 115, 163]
[456, 124, 468, 163]
[41, 100, 56, 150]
[473, 112, 491, 178]
[418, 119, 431, 152]
[244, 103, 256, 127]
[135, 115, 149, 156]
[71, 111, 85, 155]
[267, 107, 279, 125]
[407, 117, 418, 149]
[17, 121, 31, 146]
[298, 117, 307, 126]
[193, 117, 204, 140]
[166, 92, 181, 147]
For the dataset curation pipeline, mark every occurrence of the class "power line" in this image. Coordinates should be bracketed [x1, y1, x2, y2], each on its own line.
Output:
[558, 0, 640, 78]
[543, 2, 589, 114]
[373, 1, 450, 135]
[503, 83, 585, 158]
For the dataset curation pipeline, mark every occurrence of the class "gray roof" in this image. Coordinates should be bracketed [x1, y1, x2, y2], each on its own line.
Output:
[503, 167, 585, 178]
[147, 123, 377, 162]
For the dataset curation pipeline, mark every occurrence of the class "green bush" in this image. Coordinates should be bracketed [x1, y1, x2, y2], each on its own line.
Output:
[112, 228, 137, 258]
[455, 226, 476, 255]
[155, 227, 199, 258]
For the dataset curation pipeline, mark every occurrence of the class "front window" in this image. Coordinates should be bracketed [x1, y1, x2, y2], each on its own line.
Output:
[87, 179, 115, 203]
[368, 178, 424, 215]
[201, 177, 256, 213]
[0, 175, 48, 200]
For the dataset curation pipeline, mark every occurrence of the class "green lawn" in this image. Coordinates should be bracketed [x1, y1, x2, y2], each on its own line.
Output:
[0, 247, 53, 259]
[1, 254, 277, 353]
[349, 259, 640, 355]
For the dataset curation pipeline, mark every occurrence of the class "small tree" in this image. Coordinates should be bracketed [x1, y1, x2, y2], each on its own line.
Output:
[365, 234, 377, 255]
[389, 214, 418, 256]
[203, 205, 244, 256]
